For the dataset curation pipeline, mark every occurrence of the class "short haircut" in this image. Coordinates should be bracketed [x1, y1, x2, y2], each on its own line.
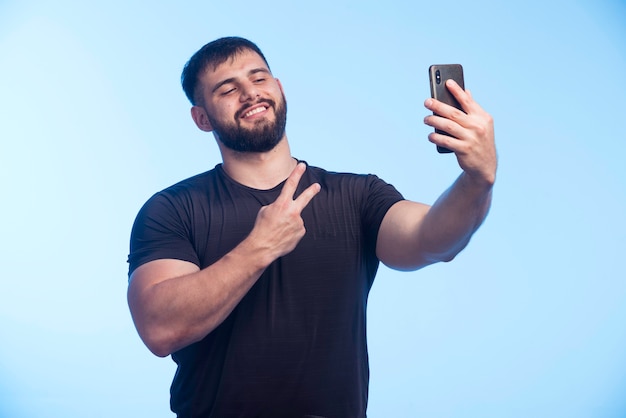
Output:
[181, 36, 270, 105]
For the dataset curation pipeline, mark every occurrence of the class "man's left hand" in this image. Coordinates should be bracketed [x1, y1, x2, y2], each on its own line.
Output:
[424, 79, 497, 186]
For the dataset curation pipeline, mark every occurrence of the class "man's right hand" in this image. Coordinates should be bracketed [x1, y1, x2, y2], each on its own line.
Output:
[248, 162, 321, 261]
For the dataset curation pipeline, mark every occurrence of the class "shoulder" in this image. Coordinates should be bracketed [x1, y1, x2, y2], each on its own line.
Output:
[160, 167, 219, 198]
[304, 162, 381, 187]
[304, 162, 400, 196]
[130, 167, 222, 230]
[142, 166, 222, 208]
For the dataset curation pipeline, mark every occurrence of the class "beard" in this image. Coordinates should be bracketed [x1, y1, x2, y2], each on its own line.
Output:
[208, 94, 287, 153]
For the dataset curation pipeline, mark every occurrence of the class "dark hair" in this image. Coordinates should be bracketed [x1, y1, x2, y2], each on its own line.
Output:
[181, 36, 270, 105]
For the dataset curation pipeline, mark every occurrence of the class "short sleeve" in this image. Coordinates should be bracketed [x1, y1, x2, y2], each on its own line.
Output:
[127, 192, 200, 277]
[362, 175, 404, 249]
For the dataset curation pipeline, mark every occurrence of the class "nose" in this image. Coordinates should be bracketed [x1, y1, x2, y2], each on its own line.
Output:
[239, 81, 260, 102]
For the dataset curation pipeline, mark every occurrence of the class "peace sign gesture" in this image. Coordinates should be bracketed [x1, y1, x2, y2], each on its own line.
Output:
[248, 162, 321, 261]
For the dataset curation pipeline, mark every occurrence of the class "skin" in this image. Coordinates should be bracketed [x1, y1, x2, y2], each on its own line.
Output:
[127, 49, 497, 357]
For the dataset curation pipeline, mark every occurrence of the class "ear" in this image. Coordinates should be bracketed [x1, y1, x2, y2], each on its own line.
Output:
[190, 106, 213, 132]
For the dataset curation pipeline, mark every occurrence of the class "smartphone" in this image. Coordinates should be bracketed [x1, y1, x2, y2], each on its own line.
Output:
[428, 64, 465, 153]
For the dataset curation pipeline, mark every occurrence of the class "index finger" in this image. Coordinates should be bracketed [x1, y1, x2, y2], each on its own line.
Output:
[446, 79, 480, 114]
[278, 162, 307, 200]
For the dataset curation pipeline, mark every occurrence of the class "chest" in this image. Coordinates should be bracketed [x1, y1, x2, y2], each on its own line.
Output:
[189, 186, 368, 268]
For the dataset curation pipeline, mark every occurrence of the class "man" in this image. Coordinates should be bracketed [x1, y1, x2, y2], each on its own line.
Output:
[127, 36, 496, 417]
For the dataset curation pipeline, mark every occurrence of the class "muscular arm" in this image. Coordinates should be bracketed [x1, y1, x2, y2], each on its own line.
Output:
[127, 163, 320, 357]
[377, 80, 496, 271]
[377, 174, 492, 270]
[128, 242, 270, 357]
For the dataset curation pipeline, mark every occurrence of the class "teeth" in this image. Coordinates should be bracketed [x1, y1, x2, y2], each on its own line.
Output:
[244, 106, 266, 118]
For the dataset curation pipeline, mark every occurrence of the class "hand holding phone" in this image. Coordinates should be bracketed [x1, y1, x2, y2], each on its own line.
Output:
[428, 64, 465, 153]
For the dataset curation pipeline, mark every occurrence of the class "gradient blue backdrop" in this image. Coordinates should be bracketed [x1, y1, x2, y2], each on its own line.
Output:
[1, 0, 625, 417]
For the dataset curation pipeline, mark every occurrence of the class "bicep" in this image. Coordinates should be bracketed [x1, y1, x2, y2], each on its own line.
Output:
[128, 259, 200, 311]
[376, 200, 431, 271]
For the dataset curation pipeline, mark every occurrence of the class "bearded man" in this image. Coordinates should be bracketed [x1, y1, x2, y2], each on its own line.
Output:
[127, 36, 497, 418]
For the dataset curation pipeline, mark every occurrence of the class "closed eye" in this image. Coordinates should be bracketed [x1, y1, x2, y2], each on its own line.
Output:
[220, 87, 236, 96]
[249, 68, 270, 84]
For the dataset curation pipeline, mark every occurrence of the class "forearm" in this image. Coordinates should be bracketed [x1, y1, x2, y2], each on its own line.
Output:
[378, 83, 496, 270]
[417, 172, 493, 262]
[129, 237, 273, 357]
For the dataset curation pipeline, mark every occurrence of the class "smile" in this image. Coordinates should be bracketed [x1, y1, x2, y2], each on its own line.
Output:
[243, 105, 268, 118]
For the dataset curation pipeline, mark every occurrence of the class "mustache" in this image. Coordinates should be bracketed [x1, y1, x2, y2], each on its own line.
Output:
[235, 99, 276, 120]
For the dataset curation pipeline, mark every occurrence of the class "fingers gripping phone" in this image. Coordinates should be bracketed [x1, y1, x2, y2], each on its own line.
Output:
[428, 64, 465, 153]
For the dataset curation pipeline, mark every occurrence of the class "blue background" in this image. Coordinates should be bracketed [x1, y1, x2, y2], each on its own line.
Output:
[1, 0, 625, 417]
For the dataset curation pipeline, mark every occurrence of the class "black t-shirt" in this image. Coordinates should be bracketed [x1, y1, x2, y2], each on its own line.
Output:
[128, 162, 404, 418]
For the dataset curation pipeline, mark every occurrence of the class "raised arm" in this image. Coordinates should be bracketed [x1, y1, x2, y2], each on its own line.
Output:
[376, 80, 496, 270]
[127, 163, 320, 357]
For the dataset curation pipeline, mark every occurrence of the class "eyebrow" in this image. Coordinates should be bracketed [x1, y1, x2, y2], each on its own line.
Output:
[211, 68, 271, 94]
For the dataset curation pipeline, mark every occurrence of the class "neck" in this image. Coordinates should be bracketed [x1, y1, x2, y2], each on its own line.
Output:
[218, 137, 297, 190]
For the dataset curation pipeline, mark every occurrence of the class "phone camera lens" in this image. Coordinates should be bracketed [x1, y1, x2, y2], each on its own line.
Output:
[435, 70, 441, 84]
